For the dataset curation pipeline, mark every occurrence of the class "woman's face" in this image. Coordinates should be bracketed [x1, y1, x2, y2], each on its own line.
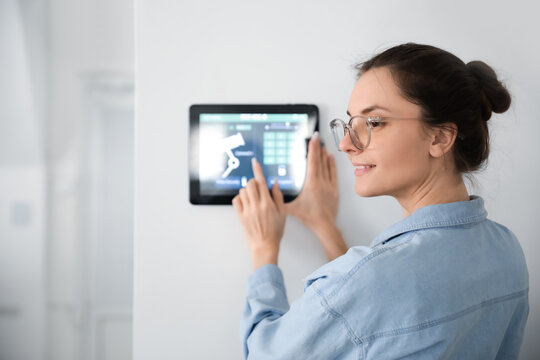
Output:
[342, 67, 434, 199]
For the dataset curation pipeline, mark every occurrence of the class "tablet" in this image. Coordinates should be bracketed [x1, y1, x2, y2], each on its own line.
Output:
[189, 104, 319, 205]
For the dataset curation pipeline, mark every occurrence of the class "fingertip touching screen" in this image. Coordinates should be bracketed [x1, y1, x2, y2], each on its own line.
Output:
[189, 104, 319, 205]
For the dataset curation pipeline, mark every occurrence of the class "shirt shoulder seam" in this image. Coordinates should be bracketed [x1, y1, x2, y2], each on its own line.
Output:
[307, 242, 412, 350]
[327, 241, 410, 299]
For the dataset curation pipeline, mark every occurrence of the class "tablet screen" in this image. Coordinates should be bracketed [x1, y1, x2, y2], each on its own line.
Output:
[190, 104, 318, 204]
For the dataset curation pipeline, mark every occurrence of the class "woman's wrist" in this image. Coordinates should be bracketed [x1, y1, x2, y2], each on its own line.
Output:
[312, 222, 348, 261]
[300, 213, 334, 233]
[251, 246, 279, 270]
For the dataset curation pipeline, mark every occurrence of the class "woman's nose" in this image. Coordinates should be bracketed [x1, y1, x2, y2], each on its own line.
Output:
[339, 131, 361, 154]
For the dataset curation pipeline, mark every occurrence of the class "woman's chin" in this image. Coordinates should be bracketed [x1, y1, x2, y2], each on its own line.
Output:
[354, 182, 381, 197]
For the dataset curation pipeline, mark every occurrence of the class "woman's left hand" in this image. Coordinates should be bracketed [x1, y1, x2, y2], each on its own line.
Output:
[233, 158, 286, 270]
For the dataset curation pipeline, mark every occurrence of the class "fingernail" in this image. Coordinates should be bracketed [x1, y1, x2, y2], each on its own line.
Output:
[312, 131, 319, 140]
[251, 157, 257, 166]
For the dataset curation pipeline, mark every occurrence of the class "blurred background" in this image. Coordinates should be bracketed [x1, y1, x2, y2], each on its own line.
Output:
[0, 0, 133, 359]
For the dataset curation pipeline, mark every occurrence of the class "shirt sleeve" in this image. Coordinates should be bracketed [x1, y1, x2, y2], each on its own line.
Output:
[240, 264, 357, 360]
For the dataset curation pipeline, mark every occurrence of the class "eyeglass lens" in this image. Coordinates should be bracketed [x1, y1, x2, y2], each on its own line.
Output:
[331, 118, 369, 151]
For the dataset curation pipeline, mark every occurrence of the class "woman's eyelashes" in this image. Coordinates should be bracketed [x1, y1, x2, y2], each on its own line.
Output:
[369, 120, 385, 128]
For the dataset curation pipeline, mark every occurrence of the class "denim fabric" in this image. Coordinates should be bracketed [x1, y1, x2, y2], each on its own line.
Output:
[241, 196, 529, 359]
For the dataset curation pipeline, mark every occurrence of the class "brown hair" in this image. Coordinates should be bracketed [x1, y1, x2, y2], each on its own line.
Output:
[357, 43, 511, 173]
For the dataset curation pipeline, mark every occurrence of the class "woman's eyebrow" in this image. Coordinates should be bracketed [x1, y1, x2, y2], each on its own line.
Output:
[347, 105, 391, 116]
[361, 105, 391, 114]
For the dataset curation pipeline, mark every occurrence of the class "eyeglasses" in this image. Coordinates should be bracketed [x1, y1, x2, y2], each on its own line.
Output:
[330, 115, 423, 151]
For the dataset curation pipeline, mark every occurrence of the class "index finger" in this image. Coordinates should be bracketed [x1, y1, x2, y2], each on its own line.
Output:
[307, 132, 321, 178]
[251, 158, 269, 197]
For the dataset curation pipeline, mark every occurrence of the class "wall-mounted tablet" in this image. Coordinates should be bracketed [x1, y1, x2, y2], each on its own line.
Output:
[189, 104, 319, 205]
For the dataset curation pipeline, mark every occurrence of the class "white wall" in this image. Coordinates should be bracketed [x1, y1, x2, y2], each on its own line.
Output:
[134, 1, 540, 359]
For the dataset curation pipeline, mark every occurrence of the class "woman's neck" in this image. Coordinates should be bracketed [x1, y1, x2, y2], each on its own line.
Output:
[396, 171, 470, 218]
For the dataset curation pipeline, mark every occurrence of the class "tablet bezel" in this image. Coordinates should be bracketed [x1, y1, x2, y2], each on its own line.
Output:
[189, 104, 319, 205]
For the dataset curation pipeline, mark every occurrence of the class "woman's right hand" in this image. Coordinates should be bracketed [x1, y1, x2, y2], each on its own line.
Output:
[286, 132, 347, 260]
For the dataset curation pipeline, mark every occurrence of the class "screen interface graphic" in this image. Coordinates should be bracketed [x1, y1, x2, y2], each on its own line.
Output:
[199, 113, 309, 195]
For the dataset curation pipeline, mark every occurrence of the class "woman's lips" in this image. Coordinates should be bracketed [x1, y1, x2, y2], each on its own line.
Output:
[354, 164, 376, 176]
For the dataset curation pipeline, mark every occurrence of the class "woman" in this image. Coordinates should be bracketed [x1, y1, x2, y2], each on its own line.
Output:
[232, 43, 529, 359]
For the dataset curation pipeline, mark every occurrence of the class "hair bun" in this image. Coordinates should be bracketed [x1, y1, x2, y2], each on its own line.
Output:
[466, 61, 511, 120]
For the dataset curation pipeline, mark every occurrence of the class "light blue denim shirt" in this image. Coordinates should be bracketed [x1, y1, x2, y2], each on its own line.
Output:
[241, 196, 529, 359]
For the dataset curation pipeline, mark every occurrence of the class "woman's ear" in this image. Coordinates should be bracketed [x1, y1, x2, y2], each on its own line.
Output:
[429, 123, 458, 158]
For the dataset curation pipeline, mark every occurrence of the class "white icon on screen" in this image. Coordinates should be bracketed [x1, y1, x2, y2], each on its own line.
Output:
[220, 132, 245, 178]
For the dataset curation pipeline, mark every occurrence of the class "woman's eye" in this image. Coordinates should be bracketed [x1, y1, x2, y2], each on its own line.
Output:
[370, 120, 384, 128]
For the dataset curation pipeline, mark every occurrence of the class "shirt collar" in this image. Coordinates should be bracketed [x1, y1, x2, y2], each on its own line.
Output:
[370, 196, 488, 248]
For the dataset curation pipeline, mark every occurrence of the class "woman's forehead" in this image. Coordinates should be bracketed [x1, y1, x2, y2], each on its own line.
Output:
[348, 67, 418, 116]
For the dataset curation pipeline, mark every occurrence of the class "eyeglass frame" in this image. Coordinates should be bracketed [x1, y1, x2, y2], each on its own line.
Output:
[329, 115, 438, 151]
